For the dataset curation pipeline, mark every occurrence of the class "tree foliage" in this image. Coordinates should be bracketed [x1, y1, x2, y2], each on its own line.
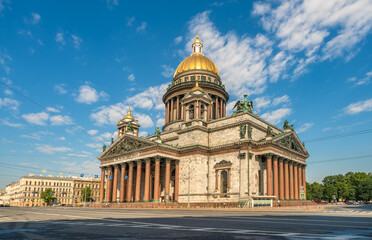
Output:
[81, 187, 92, 202]
[40, 188, 55, 205]
[307, 172, 372, 202]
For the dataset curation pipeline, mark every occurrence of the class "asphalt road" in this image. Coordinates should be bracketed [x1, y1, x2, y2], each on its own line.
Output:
[0, 205, 371, 239]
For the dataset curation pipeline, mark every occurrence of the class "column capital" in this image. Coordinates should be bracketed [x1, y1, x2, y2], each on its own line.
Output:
[278, 157, 284, 162]
[114, 164, 119, 169]
[165, 158, 171, 164]
[145, 158, 151, 164]
[128, 161, 134, 166]
[174, 159, 180, 165]
[264, 153, 273, 159]
[121, 163, 126, 167]
[136, 160, 142, 165]
[154, 156, 161, 162]
[272, 155, 279, 161]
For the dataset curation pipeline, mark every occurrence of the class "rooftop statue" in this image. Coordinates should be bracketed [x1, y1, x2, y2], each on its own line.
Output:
[233, 95, 254, 115]
[283, 120, 294, 130]
[127, 122, 134, 132]
[155, 127, 161, 139]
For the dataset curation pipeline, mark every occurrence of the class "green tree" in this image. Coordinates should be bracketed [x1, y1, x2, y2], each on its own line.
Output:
[40, 188, 55, 205]
[357, 178, 372, 201]
[306, 182, 324, 200]
[81, 187, 92, 202]
[323, 174, 345, 201]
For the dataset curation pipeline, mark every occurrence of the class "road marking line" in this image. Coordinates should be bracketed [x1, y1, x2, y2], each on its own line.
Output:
[181, 216, 372, 229]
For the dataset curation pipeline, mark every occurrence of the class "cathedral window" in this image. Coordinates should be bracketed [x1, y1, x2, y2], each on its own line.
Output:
[184, 77, 188, 82]
[221, 171, 228, 194]
[208, 76, 211, 82]
[201, 76, 206, 81]
[191, 76, 195, 81]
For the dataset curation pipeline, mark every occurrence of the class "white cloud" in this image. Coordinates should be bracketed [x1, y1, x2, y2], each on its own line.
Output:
[268, 51, 293, 82]
[156, 118, 165, 127]
[24, 13, 41, 24]
[55, 32, 65, 45]
[126, 16, 135, 26]
[0, 53, 12, 74]
[86, 143, 102, 149]
[36, 144, 72, 154]
[87, 129, 98, 136]
[125, 83, 168, 110]
[261, 108, 291, 125]
[272, 95, 290, 106]
[71, 34, 82, 49]
[20, 131, 52, 141]
[297, 122, 314, 133]
[75, 85, 108, 104]
[252, 2, 271, 15]
[50, 115, 73, 125]
[46, 107, 60, 113]
[254, 0, 372, 68]
[0, 97, 20, 111]
[139, 131, 148, 137]
[128, 73, 135, 81]
[54, 84, 67, 94]
[90, 103, 128, 126]
[58, 137, 66, 141]
[226, 100, 237, 115]
[348, 70, 372, 86]
[22, 112, 49, 125]
[67, 153, 93, 158]
[343, 98, 372, 115]
[136, 22, 147, 32]
[4, 89, 12, 95]
[106, 0, 119, 9]
[174, 36, 183, 45]
[0, 119, 23, 127]
[253, 95, 290, 110]
[254, 96, 271, 109]
[136, 113, 154, 128]
[187, 11, 273, 97]
[161, 65, 175, 78]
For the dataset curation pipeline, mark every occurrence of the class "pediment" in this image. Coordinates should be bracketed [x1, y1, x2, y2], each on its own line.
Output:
[99, 135, 155, 159]
[182, 90, 212, 104]
[273, 132, 307, 155]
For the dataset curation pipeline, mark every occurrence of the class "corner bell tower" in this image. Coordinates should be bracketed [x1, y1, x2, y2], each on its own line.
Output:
[117, 107, 140, 137]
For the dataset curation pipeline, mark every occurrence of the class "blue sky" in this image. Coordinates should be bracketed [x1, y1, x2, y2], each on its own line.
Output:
[0, 0, 371, 189]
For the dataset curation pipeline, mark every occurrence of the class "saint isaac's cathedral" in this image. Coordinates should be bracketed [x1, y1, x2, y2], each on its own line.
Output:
[97, 35, 309, 206]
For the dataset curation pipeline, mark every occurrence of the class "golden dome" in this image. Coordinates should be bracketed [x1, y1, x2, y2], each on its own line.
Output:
[174, 54, 219, 77]
[124, 107, 134, 119]
[173, 35, 219, 78]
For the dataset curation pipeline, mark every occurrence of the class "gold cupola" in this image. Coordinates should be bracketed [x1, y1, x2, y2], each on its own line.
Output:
[173, 34, 219, 79]
[124, 106, 134, 120]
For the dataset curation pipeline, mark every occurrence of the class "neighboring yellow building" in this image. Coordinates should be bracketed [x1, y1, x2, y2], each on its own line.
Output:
[5, 174, 101, 207]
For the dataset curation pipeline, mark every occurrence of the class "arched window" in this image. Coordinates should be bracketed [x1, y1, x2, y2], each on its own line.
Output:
[221, 171, 228, 194]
